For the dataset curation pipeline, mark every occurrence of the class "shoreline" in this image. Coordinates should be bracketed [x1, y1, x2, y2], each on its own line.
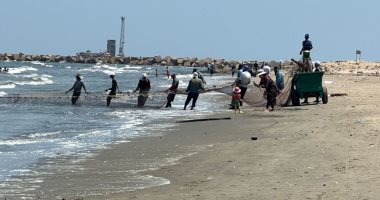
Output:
[2, 61, 380, 199]
[21, 73, 380, 199]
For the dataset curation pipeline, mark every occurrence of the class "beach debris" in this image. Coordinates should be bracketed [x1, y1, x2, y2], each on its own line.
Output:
[251, 137, 258, 140]
[176, 117, 231, 123]
[330, 93, 348, 97]
[324, 80, 334, 84]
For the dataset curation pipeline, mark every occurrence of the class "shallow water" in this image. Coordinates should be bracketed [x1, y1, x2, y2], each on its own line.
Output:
[0, 61, 234, 198]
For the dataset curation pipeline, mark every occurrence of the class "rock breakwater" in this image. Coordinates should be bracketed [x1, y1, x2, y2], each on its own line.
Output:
[0, 53, 285, 72]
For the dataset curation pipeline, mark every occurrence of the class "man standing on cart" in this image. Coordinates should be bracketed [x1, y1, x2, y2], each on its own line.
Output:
[299, 34, 313, 72]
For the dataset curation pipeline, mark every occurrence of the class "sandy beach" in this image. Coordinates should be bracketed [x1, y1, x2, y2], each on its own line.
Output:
[10, 61, 380, 199]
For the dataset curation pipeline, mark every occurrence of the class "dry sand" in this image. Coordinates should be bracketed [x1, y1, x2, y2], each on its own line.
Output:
[18, 61, 380, 199]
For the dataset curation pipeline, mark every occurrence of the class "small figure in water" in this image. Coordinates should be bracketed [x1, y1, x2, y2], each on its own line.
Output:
[66, 74, 87, 105]
[209, 62, 216, 77]
[165, 73, 179, 108]
[134, 73, 151, 107]
[105, 73, 121, 106]
[166, 66, 170, 79]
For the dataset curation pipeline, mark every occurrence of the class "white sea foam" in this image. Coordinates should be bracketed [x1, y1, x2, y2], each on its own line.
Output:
[31, 61, 47, 66]
[15, 74, 53, 85]
[26, 131, 61, 139]
[0, 91, 8, 96]
[81, 64, 137, 75]
[0, 139, 39, 146]
[7, 66, 38, 74]
[0, 84, 16, 89]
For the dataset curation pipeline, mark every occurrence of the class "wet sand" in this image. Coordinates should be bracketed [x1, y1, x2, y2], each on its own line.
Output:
[11, 62, 380, 199]
[105, 73, 380, 200]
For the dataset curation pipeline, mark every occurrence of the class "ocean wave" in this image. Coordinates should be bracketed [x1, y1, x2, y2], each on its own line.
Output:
[14, 74, 53, 85]
[83, 64, 139, 74]
[0, 139, 40, 146]
[0, 83, 16, 89]
[0, 91, 8, 96]
[31, 61, 52, 67]
[7, 66, 38, 74]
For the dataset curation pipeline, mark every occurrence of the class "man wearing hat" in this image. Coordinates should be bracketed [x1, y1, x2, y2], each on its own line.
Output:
[105, 73, 121, 106]
[66, 74, 87, 105]
[165, 73, 179, 108]
[192, 68, 206, 84]
[134, 73, 151, 107]
[184, 72, 205, 110]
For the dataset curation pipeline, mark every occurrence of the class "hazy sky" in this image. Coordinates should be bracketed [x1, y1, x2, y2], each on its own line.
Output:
[1, 0, 379, 61]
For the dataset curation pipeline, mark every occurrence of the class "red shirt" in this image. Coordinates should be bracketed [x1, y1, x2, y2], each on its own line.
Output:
[232, 93, 241, 100]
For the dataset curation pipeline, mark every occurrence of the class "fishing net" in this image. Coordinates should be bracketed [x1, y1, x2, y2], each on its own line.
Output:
[0, 92, 168, 108]
[215, 66, 298, 107]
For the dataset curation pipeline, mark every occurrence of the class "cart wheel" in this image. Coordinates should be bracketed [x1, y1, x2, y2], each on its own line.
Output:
[322, 86, 328, 104]
[291, 89, 300, 106]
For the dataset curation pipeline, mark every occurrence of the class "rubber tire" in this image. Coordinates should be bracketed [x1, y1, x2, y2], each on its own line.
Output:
[322, 86, 328, 104]
[291, 90, 300, 106]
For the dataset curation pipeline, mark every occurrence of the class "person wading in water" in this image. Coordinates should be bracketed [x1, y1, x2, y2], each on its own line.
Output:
[184, 72, 205, 110]
[66, 74, 87, 105]
[105, 73, 121, 106]
[165, 73, 179, 108]
[134, 73, 151, 107]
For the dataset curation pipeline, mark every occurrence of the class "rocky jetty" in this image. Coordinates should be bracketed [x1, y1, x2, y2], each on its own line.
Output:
[0, 52, 285, 72]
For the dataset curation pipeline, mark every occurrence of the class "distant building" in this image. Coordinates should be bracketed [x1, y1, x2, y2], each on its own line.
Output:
[107, 40, 116, 56]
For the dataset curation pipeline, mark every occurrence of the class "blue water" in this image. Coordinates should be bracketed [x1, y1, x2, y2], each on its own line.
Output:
[0, 60, 234, 197]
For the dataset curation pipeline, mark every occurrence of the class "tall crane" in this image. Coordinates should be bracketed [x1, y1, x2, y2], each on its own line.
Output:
[118, 16, 125, 57]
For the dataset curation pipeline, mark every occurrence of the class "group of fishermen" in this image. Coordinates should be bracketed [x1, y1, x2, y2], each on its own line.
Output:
[65, 69, 205, 109]
[66, 33, 322, 110]
[66, 73, 151, 107]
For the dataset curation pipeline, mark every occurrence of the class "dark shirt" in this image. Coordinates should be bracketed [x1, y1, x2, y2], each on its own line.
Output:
[302, 40, 313, 51]
[109, 79, 118, 95]
[168, 78, 179, 93]
[253, 63, 259, 70]
[136, 78, 151, 93]
[69, 80, 86, 93]
[186, 78, 205, 94]
[259, 76, 279, 96]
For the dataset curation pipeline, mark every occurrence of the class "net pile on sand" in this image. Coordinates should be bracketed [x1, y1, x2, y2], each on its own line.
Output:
[215, 67, 297, 107]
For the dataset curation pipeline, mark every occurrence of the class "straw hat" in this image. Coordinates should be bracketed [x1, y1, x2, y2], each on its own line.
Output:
[256, 69, 266, 76]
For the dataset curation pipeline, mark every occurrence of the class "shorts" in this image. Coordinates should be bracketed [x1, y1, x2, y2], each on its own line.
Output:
[72, 91, 81, 98]
[303, 51, 311, 59]
[231, 99, 240, 106]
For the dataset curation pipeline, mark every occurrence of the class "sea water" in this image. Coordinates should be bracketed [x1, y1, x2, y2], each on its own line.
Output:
[0, 60, 234, 198]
